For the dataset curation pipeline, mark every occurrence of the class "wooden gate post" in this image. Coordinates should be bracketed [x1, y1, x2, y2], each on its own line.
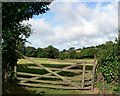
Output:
[14, 65, 17, 78]
[82, 60, 86, 89]
[91, 56, 97, 90]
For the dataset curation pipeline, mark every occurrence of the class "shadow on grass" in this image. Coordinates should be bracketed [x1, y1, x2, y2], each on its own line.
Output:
[17, 68, 48, 75]
[2, 82, 45, 96]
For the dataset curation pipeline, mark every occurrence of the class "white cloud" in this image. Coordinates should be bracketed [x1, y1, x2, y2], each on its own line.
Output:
[24, 2, 118, 50]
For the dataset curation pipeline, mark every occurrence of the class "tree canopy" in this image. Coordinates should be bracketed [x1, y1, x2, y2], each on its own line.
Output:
[2, 2, 52, 84]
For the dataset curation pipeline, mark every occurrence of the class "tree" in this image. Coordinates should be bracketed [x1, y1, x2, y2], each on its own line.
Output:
[25, 46, 36, 57]
[59, 52, 69, 60]
[2, 2, 52, 84]
[16, 40, 26, 58]
[62, 49, 67, 52]
[69, 50, 76, 59]
[46, 45, 59, 59]
[36, 48, 47, 58]
[74, 52, 81, 59]
[68, 47, 75, 52]
[97, 43, 119, 83]
[117, 31, 120, 60]
[97, 36, 120, 93]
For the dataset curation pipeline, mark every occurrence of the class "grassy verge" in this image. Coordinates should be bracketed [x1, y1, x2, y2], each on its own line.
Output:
[95, 81, 120, 95]
[2, 82, 37, 95]
[95, 72, 120, 95]
[3, 84, 95, 95]
[26, 87, 93, 94]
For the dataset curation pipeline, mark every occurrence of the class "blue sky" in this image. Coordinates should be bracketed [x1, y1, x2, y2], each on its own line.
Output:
[32, 2, 112, 26]
[23, 1, 118, 50]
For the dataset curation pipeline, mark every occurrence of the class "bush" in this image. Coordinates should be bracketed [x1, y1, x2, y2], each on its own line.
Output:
[97, 45, 119, 83]
[97, 42, 120, 93]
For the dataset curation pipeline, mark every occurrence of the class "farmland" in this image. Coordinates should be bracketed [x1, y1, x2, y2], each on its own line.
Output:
[17, 58, 94, 65]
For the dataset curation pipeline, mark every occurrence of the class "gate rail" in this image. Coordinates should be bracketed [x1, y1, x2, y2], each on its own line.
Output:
[15, 50, 97, 90]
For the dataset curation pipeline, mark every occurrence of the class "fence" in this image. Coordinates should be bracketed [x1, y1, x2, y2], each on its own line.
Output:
[15, 51, 97, 90]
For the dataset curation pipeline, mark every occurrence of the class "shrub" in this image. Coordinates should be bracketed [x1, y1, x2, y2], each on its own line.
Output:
[97, 44, 119, 83]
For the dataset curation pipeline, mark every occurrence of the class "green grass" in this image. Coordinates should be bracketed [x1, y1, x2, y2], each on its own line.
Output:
[65, 58, 94, 62]
[18, 58, 74, 65]
[95, 81, 120, 94]
[3, 84, 94, 95]
[17, 58, 94, 65]
[26, 87, 93, 94]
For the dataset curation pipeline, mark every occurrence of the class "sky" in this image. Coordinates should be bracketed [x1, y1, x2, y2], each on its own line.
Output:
[23, 1, 118, 51]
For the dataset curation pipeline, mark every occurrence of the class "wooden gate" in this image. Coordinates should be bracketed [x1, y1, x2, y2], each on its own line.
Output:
[15, 51, 97, 90]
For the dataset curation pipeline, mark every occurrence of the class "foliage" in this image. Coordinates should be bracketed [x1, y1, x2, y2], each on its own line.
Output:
[79, 48, 99, 59]
[36, 48, 47, 58]
[68, 47, 75, 51]
[62, 49, 67, 52]
[23, 42, 116, 60]
[69, 50, 76, 59]
[46, 45, 59, 59]
[24, 45, 59, 59]
[97, 45, 119, 83]
[25, 46, 37, 57]
[74, 52, 81, 59]
[59, 52, 69, 60]
[3, 2, 51, 29]
[16, 40, 26, 59]
[97, 37, 120, 93]
[2, 2, 52, 87]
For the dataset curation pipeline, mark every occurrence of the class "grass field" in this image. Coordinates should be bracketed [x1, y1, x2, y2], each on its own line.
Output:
[16, 58, 99, 94]
[18, 57, 94, 65]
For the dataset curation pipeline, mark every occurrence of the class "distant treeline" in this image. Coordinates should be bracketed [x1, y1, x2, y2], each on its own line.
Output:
[17, 41, 115, 59]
